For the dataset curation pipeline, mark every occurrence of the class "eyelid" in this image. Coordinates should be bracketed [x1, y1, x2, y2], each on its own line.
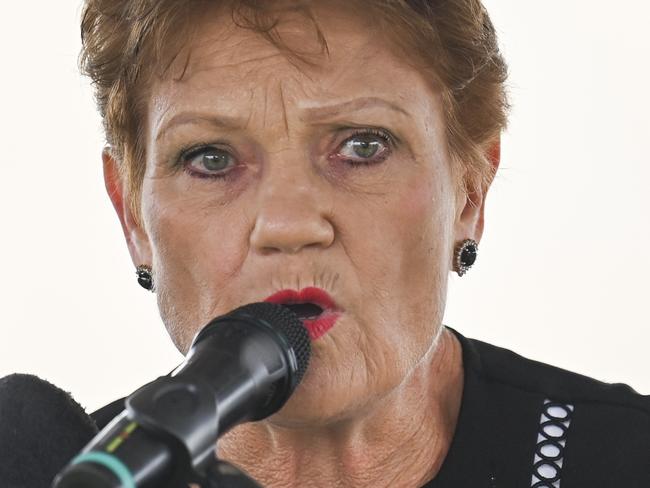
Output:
[336, 126, 396, 144]
[347, 129, 396, 155]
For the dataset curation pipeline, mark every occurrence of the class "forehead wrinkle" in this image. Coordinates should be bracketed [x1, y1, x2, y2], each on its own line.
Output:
[244, 89, 255, 131]
[278, 80, 291, 139]
[151, 7, 438, 148]
[149, 92, 178, 144]
[175, 23, 289, 83]
[180, 51, 287, 83]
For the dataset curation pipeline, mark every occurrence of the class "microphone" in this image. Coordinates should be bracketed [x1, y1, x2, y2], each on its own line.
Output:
[0, 373, 98, 487]
[53, 302, 311, 488]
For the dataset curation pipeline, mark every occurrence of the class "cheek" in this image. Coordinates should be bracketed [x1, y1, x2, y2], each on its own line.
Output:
[150, 184, 251, 269]
[143, 188, 252, 350]
[386, 175, 454, 350]
[398, 177, 453, 271]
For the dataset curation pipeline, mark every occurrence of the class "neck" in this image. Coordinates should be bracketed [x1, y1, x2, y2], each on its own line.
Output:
[217, 327, 464, 488]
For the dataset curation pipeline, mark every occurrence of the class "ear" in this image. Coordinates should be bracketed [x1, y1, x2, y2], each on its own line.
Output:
[453, 138, 500, 246]
[102, 147, 152, 268]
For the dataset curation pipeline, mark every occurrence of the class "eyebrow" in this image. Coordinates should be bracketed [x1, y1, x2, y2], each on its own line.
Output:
[299, 96, 411, 121]
[155, 96, 410, 141]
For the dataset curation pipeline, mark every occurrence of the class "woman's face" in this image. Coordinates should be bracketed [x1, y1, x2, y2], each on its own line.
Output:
[110, 4, 483, 426]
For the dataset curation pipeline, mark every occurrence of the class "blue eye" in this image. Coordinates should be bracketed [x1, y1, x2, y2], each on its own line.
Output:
[179, 145, 236, 179]
[337, 129, 394, 166]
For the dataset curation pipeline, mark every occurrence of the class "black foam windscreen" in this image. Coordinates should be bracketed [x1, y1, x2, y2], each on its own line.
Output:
[0, 373, 99, 487]
[221, 302, 311, 385]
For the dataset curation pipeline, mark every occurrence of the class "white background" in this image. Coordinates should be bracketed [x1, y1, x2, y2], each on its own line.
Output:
[0, 1, 648, 412]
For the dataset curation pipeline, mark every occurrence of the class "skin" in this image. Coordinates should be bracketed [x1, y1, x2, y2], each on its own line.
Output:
[104, 3, 498, 486]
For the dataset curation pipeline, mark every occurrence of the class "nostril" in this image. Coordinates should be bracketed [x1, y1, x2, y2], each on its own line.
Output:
[283, 303, 324, 319]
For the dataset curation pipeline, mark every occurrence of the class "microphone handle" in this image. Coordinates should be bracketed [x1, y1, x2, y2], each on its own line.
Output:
[53, 410, 177, 488]
[54, 306, 301, 488]
[52, 408, 265, 488]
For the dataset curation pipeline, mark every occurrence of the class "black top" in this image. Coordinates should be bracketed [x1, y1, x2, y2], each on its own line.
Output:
[92, 326, 650, 487]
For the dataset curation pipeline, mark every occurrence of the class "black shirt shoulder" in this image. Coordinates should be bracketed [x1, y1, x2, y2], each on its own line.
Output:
[435, 327, 650, 488]
[469, 333, 650, 412]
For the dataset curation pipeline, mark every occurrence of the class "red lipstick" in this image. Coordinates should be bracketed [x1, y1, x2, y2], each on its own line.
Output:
[263, 287, 341, 341]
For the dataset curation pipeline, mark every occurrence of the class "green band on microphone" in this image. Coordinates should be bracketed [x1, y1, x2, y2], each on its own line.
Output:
[72, 451, 136, 488]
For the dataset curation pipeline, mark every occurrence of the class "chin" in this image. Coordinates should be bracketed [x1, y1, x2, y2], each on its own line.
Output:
[269, 364, 388, 429]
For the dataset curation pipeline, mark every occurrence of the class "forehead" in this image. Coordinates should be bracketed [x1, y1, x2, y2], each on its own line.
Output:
[148, 3, 440, 135]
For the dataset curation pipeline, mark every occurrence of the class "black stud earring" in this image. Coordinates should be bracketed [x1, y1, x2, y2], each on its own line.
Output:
[136, 264, 155, 292]
[454, 239, 478, 277]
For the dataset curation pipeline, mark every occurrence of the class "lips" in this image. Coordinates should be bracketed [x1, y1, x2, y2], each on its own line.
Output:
[263, 287, 341, 340]
[264, 287, 338, 311]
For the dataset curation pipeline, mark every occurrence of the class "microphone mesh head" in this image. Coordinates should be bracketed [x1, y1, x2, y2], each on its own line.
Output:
[227, 302, 311, 386]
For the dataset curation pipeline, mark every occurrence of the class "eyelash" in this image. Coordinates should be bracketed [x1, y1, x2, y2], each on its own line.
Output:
[174, 128, 396, 180]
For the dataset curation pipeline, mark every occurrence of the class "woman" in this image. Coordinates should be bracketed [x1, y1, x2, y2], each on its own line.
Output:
[80, 0, 649, 486]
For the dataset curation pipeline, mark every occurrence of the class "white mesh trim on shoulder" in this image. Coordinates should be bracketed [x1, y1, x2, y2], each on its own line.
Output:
[530, 399, 575, 488]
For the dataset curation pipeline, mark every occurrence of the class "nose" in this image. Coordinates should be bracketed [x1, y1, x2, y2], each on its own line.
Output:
[249, 161, 335, 255]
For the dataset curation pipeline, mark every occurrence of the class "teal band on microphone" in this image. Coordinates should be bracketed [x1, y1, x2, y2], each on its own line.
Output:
[72, 451, 136, 488]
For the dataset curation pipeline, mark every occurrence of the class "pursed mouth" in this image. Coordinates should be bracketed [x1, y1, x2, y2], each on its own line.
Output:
[263, 287, 341, 340]
[263, 287, 340, 318]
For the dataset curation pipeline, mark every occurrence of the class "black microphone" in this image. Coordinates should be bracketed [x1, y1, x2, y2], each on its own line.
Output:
[53, 302, 311, 488]
[0, 373, 99, 487]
